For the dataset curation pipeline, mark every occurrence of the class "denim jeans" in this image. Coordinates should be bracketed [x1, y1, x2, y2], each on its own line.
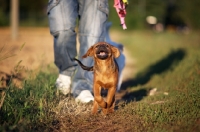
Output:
[47, 0, 109, 96]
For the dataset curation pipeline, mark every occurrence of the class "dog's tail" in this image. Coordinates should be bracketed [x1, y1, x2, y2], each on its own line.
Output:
[74, 58, 93, 71]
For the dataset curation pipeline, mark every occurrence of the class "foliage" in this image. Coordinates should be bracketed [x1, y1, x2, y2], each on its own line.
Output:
[0, 0, 200, 29]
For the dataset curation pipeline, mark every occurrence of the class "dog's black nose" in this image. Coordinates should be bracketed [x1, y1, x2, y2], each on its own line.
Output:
[99, 43, 109, 48]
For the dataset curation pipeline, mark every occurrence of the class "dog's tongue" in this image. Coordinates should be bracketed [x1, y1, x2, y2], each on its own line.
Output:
[100, 52, 105, 56]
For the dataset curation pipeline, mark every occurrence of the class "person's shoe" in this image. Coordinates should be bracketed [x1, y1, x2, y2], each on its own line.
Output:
[73, 80, 94, 103]
[55, 74, 71, 95]
[75, 90, 94, 103]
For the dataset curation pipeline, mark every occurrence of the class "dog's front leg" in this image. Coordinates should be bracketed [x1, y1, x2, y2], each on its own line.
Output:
[92, 100, 99, 114]
[92, 83, 106, 114]
[103, 87, 116, 114]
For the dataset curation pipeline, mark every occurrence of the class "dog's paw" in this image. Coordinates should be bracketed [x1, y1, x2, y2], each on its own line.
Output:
[102, 107, 114, 115]
[91, 110, 98, 115]
[92, 102, 99, 115]
[108, 108, 114, 113]
[102, 108, 108, 115]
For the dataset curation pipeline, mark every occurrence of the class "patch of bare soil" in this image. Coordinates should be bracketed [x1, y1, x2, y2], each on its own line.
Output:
[0, 27, 54, 88]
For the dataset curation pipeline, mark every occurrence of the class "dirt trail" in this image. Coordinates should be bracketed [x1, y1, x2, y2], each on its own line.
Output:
[0, 28, 54, 88]
[0, 27, 54, 72]
[0, 27, 135, 91]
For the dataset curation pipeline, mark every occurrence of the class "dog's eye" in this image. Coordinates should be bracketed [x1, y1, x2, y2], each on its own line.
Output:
[106, 44, 109, 47]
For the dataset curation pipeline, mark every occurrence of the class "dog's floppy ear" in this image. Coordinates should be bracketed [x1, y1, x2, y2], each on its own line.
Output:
[82, 46, 94, 58]
[111, 45, 120, 58]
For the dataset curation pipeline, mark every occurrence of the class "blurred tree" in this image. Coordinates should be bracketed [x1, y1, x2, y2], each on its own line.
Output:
[145, 0, 166, 23]
[20, 0, 47, 26]
[11, 0, 19, 40]
[0, 0, 10, 26]
[177, 0, 200, 29]
[0, 0, 199, 29]
[0, 0, 47, 26]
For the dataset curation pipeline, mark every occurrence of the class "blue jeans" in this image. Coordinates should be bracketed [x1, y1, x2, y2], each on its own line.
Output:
[47, 0, 109, 96]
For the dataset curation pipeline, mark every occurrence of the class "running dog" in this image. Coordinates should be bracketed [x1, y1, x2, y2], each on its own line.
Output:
[74, 42, 120, 114]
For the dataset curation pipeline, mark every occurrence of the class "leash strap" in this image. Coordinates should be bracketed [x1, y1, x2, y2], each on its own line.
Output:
[114, 0, 128, 30]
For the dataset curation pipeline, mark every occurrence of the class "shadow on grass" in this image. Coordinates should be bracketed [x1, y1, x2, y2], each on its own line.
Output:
[120, 49, 186, 102]
[122, 88, 148, 102]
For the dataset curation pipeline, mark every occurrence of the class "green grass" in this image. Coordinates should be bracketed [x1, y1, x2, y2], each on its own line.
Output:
[0, 30, 200, 131]
[0, 69, 58, 131]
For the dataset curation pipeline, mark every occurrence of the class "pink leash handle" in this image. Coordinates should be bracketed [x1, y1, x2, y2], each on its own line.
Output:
[114, 0, 127, 30]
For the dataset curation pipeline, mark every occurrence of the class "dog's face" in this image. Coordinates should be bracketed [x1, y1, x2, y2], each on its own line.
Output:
[82, 42, 120, 60]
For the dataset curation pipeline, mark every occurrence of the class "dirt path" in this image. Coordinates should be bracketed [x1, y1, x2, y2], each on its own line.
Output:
[0, 27, 54, 88]
[0, 27, 54, 72]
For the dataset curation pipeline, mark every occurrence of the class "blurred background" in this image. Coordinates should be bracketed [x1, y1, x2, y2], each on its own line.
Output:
[0, 0, 200, 30]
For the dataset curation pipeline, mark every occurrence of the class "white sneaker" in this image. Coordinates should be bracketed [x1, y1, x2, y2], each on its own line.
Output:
[55, 74, 71, 95]
[75, 90, 94, 103]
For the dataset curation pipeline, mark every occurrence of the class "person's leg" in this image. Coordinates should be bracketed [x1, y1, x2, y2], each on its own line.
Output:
[72, 0, 109, 101]
[47, 0, 78, 94]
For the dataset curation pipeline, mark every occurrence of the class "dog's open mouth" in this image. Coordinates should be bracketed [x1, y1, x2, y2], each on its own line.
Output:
[96, 50, 109, 60]
[99, 51, 106, 56]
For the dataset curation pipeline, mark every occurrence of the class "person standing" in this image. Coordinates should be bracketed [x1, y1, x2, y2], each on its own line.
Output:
[47, 0, 109, 103]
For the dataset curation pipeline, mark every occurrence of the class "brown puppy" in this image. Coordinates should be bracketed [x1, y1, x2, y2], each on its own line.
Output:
[74, 42, 120, 115]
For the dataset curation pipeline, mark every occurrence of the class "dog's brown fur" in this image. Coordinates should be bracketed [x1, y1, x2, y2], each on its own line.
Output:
[74, 42, 120, 115]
